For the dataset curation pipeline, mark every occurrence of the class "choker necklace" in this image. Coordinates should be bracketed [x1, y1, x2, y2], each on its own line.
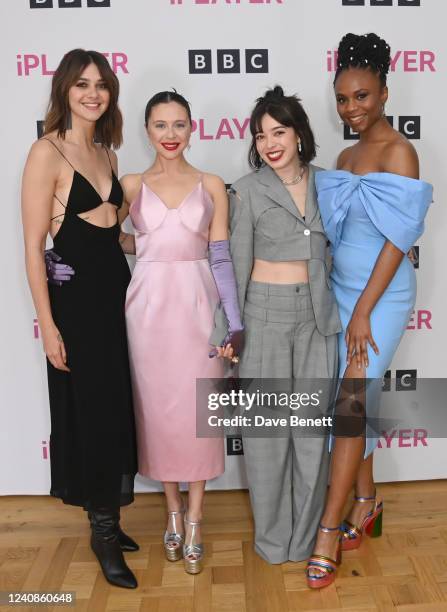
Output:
[281, 165, 305, 186]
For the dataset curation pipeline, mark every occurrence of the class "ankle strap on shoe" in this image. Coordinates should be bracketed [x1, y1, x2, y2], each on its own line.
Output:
[185, 516, 201, 527]
[354, 494, 376, 503]
[318, 523, 340, 533]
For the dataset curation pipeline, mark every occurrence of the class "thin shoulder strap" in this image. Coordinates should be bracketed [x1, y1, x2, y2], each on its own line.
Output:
[41, 137, 75, 170]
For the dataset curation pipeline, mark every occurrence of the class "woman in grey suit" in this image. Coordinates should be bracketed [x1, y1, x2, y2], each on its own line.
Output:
[211, 86, 341, 564]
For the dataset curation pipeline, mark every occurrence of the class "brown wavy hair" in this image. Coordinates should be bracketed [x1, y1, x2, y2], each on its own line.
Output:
[43, 49, 123, 148]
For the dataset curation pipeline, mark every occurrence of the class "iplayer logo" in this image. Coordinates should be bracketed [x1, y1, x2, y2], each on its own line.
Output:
[171, 0, 283, 4]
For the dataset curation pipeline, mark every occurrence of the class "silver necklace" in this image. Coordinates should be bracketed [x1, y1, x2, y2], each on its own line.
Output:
[281, 165, 305, 186]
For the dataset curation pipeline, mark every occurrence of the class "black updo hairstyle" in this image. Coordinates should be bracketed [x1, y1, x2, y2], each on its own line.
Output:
[144, 90, 192, 126]
[248, 85, 316, 169]
[334, 33, 391, 86]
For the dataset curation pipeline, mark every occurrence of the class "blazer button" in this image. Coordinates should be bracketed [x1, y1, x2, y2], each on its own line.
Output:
[304, 229, 311, 236]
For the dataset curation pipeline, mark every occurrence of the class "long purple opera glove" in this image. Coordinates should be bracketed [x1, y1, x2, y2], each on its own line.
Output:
[45, 249, 75, 286]
[208, 240, 244, 358]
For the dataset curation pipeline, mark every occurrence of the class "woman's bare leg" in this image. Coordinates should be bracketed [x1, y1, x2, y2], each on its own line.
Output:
[309, 363, 368, 571]
[185, 480, 205, 560]
[163, 481, 184, 547]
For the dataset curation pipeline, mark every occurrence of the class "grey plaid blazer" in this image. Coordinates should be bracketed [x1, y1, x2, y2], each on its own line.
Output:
[210, 163, 342, 345]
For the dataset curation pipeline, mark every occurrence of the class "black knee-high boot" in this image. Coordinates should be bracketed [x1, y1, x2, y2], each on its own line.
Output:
[89, 509, 138, 589]
[88, 510, 139, 552]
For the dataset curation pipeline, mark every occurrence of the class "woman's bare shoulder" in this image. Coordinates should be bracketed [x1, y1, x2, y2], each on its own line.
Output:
[202, 172, 226, 193]
[382, 135, 419, 179]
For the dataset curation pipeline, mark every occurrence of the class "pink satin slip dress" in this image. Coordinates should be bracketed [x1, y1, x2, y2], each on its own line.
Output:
[125, 178, 224, 482]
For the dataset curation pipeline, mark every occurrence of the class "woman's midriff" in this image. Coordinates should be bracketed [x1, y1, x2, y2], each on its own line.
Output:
[251, 259, 309, 284]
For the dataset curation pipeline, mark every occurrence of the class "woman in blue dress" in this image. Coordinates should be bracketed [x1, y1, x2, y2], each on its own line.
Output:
[306, 33, 432, 588]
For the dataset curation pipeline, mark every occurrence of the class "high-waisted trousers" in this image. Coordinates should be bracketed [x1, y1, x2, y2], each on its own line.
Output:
[239, 281, 338, 564]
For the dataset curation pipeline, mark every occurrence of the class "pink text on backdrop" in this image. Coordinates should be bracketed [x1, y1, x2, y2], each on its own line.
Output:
[17, 52, 128, 76]
[326, 50, 436, 73]
[191, 118, 250, 140]
[170, 0, 283, 4]
[407, 309, 432, 330]
[377, 428, 428, 449]
[42, 440, 49, 460]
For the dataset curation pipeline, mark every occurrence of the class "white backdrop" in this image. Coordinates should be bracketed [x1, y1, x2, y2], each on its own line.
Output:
[1, 0, 445, 496]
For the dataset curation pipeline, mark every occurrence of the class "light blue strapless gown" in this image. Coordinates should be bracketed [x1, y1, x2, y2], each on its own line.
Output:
[316, 170, 433, 456]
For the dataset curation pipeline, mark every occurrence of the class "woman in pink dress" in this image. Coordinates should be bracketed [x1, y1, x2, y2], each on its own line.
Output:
[119, 91, 243, 574]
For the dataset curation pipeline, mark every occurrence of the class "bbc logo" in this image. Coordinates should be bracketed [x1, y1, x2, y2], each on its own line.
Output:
[226, 436, 244, 456]
[37, 121, 44, 138]
[30, 0, 110, 8]
[344, 116, 420, 140]
[383, 370, 417, 391]
[412, 246, 419, 269]
[342, 0, 420, 6]
[189, 49, 269, 74]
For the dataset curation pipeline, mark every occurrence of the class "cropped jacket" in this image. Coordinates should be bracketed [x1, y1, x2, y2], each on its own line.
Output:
[210, 163, 341, 344]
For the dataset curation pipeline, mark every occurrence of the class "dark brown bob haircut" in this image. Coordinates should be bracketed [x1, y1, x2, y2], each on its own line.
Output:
[248, 85, 316, 169]
[43, 48, 123, 149]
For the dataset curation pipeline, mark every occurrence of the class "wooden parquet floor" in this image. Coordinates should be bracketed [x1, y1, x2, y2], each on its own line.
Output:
[1, 481, 447, 612]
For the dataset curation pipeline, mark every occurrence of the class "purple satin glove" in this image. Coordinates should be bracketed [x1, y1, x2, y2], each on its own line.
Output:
[208, 240, 244, 358]
[45, 249, 75, 286]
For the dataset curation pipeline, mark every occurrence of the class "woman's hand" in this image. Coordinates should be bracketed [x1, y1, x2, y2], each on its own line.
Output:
[45, 250, 75, 285]
[41, 324, 70, 372]
[209, 343, 235, 362]
[209, 329, 244, 364]
[216, 344, 236, 361]
[345, 310, 379, 370]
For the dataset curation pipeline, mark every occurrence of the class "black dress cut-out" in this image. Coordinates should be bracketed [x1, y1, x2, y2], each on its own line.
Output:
[43, 139, 137, 510]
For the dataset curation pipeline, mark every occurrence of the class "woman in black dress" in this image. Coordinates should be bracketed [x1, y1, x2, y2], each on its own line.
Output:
[21, 49, 138, 589]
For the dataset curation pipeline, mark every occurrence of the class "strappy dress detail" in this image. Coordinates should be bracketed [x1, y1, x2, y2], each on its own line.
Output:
[42, 138, 137, 509]
[43, 138, 122, 229]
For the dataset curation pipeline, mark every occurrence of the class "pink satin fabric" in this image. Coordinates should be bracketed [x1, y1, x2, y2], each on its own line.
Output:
[125, 180, 224, 482]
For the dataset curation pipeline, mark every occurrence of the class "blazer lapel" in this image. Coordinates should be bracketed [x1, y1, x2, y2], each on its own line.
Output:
[305, 165, 319, 226]
[257, 165, 303, 222]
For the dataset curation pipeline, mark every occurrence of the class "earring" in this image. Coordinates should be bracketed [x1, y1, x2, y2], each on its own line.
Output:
[382, 104, 386, 117]
[298, 140, 302, 154]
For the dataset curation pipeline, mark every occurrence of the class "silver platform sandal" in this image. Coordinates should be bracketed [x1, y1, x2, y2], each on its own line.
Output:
[164, 507, 185, 562]
[183, 515, 203, 574]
